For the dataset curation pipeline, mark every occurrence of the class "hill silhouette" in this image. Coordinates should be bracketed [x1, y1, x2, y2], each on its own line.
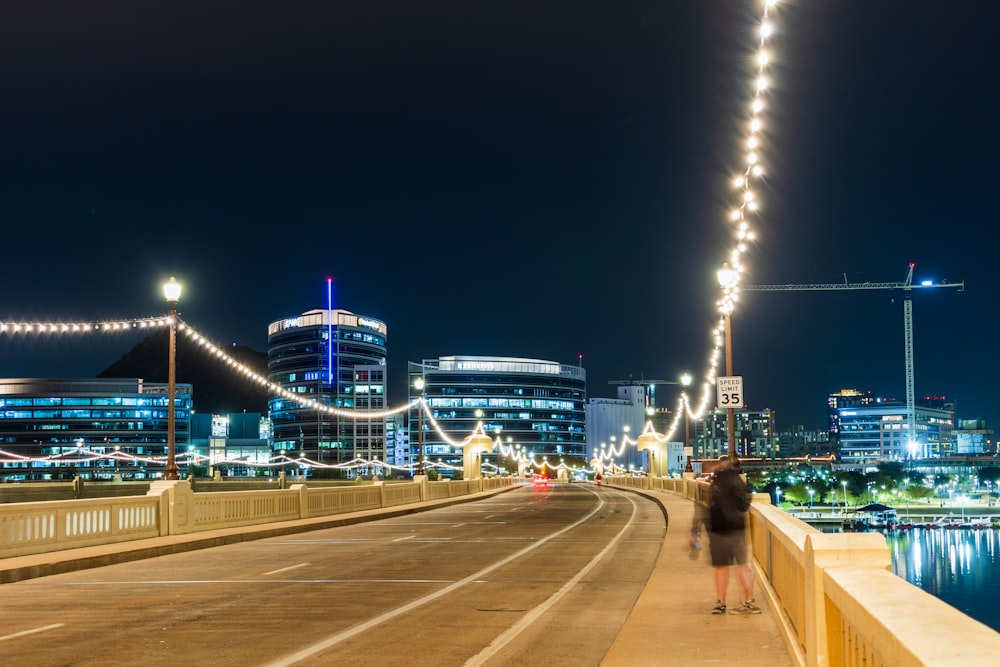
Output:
[98, 330, 269, 414]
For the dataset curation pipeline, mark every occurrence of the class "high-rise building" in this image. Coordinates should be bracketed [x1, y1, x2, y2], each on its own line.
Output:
[0, 378, 192, 479]
[693, 407, 777, 459]
[408, 356, 586, 476]
[268, 309, 387, 468]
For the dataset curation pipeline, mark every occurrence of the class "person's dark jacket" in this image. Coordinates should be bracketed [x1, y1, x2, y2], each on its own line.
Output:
[708, 468, 751, 534]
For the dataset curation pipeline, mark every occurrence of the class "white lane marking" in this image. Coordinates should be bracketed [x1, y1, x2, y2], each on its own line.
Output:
[263, 563, 309, 576]
[265, 487, 609, 667]
[0, 623, 64, 642]
[466, 489, 638, 666]
[392, 535, 415, 542]
[452, 523, 466, 527]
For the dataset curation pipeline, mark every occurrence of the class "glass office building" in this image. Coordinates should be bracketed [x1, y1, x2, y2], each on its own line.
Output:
[829, 389, 956, 465]
[0, 378, 192, 479]
[408, 356, 586, 475]
[267, 309, 388, 468]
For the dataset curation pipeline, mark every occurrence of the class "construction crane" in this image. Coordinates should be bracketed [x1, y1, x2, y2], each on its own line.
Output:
[743, 263, 964, 453]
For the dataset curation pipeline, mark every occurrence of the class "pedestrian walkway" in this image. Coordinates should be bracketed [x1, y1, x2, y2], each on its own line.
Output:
[600, 486, 793, 667]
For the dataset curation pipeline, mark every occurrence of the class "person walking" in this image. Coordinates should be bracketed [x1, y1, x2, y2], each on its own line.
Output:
[705, 459, 761, 615]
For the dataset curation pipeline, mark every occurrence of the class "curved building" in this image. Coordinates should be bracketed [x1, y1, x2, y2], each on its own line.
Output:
[408, 356, 586, 475]
[268, 309, 387, 467]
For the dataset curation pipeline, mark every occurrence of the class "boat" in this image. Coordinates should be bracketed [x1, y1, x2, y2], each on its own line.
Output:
[850, 503, 900, 530]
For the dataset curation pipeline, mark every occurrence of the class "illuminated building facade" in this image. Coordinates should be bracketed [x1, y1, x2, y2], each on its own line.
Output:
[0, 378, 192, 479]
[692, 407, 778, 460]
[828, 389, 956, 465]
[267, 309, 387, 468]
[585, 385, 647, 470]
[408, 356, 586, 475]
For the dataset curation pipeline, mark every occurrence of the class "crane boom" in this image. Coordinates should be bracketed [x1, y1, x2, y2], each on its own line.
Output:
[743, 264, 964, 456]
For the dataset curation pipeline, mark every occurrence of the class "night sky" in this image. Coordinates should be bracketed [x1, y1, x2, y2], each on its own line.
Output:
[1, 1, 998, 432]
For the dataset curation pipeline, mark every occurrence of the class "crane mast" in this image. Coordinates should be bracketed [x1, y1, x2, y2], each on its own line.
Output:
[744, 264, 964, 455]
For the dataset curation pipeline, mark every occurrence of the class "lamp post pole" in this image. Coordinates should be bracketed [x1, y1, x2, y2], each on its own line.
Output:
[718, 264, 739, 467]
[163, 277, 182, 481]
[681, 372, 693, 473]
[414, 377, 425, 475]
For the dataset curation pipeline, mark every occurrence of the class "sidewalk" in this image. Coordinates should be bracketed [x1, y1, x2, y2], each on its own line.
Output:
[601, 486, 793, 667]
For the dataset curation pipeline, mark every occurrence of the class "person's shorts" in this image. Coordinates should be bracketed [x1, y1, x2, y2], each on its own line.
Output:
[709, 530, 747, 567]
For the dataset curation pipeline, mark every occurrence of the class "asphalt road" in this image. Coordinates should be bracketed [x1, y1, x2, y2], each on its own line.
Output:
[0, 483, 665, 667]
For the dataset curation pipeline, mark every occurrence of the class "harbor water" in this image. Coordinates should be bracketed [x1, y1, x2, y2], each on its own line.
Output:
[886, 527, 1000, 632]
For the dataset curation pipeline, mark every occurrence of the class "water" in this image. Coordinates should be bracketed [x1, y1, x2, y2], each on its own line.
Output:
[885, 528, 1000, 632]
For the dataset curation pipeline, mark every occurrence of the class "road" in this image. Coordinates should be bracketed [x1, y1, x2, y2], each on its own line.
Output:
[0, 483, 665, 667]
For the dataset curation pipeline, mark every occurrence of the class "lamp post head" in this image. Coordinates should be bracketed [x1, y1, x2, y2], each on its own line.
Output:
[414, 377, 425, 392]
[717, 264, 739, 289]
[681, 372, 693, 387]
[163, 276, 182, 303]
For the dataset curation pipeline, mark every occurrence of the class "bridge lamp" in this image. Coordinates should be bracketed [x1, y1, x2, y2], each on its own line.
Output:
[162, 277, 182, 480]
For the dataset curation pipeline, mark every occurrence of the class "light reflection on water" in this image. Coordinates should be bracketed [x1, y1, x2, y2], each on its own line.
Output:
[886, 528, 1000, 631]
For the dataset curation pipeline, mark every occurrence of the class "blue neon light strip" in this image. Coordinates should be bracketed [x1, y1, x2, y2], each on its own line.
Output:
[327, 277, 333, 385]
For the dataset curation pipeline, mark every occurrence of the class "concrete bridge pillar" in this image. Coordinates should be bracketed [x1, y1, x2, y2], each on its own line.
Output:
[147, 479, 195, 535]
[636, 431, 665, 477]
[462, 432, 494, 480]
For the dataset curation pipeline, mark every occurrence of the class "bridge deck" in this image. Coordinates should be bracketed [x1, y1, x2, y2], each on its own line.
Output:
[1, 484, 794, 666]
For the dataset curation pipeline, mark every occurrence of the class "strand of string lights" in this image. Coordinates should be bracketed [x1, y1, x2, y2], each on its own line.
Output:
[0, 316, 170, 334]
[663, 0, 781, 449]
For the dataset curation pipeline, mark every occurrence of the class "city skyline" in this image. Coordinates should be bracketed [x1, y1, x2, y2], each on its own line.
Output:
[1, 2, 997, 431]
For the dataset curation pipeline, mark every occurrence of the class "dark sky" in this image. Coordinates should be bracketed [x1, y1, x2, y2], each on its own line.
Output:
[1, 1, 998, 432]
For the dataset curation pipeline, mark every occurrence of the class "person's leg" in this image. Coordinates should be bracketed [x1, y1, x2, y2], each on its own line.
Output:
[715, 565, 729, 601]
[736, 562, 754, 602]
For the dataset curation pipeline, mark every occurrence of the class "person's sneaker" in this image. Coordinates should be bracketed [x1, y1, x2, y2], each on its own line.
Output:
[729, 599, 763, 614]
[711, 601, 727, 614]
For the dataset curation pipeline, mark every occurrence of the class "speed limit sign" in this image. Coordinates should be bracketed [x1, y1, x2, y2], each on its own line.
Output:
[717, 376, 744, 409]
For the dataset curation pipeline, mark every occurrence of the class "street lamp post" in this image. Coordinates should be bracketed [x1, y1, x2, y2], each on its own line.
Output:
[717, 264, 739, 467]
[681, 373, 693, 472]
[163, 277, 182, 481]
[841, 480, 848, 515]
[414, 377, 425, 475]
[623, 425, 630, 472]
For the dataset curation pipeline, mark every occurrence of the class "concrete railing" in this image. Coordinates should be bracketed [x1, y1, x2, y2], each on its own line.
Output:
[606, 474, 1000, 666]
[0, 495, 162, 558]
[0, 476, 517, 559]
